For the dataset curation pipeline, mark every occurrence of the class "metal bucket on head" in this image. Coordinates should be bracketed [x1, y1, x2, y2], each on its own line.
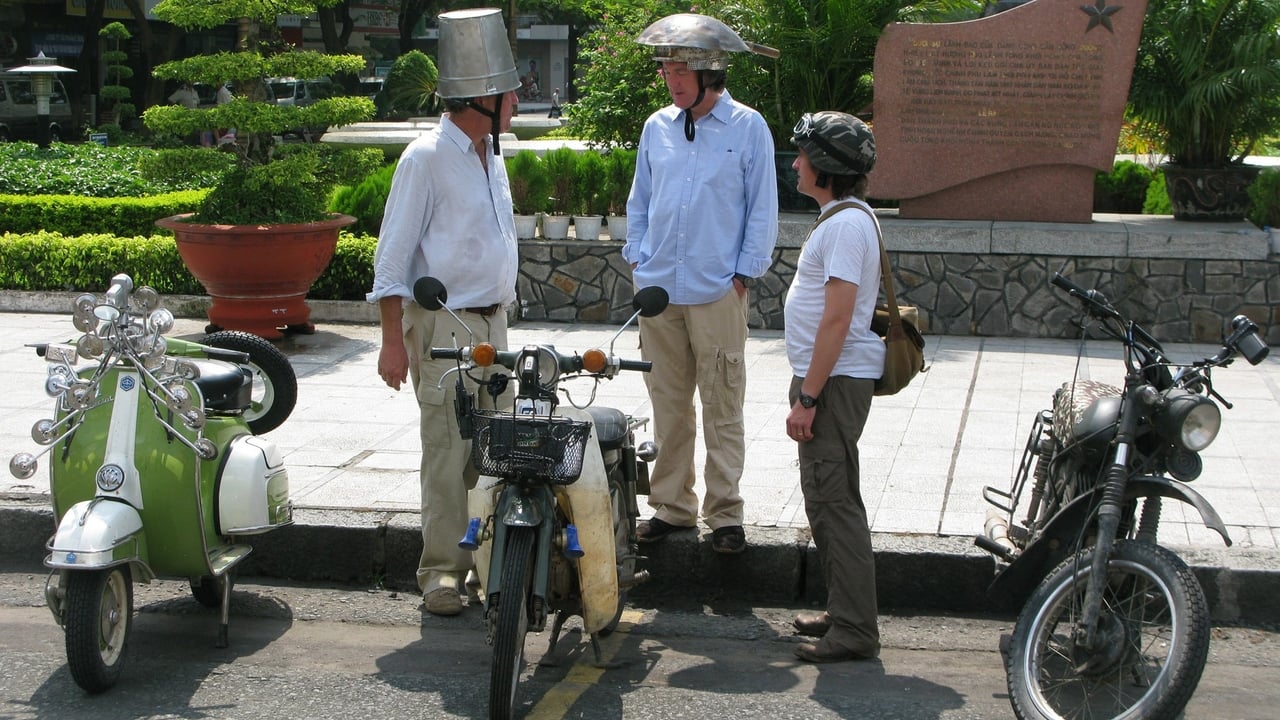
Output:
[436, 7, 520, 99]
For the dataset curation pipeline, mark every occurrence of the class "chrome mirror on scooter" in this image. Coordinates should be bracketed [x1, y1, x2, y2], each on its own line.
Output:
[412, 276, 474, 345]
[601, 286, 670, 355]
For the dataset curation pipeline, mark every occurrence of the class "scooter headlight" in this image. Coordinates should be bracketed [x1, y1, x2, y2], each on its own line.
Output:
[146, 307, 174, 335]
[1156, 390, 1220, 453]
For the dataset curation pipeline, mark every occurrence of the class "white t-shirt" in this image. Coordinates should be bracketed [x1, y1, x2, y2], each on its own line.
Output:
[783, 199, 886, 379]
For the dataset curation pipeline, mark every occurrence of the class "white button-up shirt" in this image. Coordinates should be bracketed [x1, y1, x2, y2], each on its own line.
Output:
[367, 115, 518, 309]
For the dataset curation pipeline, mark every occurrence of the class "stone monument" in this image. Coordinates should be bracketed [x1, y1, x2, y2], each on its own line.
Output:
[870, 0, 1147, 223]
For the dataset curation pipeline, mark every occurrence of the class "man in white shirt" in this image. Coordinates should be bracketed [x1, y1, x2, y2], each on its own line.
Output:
[783, 111, 884, 663]
[367, 9, 520, 617]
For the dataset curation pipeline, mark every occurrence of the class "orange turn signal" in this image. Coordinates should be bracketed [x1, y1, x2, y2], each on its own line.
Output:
[582, 348, 607, 373]
[471, 343, 497, 367]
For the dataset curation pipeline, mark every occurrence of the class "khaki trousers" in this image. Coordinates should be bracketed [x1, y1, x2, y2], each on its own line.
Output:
[404, 303, 508, 596]
[791, 375, 880, 657]
[639, 289, 748, 529]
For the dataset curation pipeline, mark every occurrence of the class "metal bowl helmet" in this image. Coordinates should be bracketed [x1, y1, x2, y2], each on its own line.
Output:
[791, 111, 877, 176]
[636, 13, 752, 71]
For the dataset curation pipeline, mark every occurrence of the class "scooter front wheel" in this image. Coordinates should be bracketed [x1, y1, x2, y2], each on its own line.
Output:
[490, 526, 534, 720]
[203, 331, 297, 434]
[63, 566, 133, 693]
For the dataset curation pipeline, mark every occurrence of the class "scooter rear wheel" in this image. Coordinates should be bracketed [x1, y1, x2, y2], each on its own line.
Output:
[490, 526, 534, 720]
[189, 574, 230, 608]
[203, 331, 297, 434]
[63, 566, 133, 693]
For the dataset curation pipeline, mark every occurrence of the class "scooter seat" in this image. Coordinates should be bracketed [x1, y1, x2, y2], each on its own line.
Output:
[586, 406, 629, 451]
[188, 359, 252, 412]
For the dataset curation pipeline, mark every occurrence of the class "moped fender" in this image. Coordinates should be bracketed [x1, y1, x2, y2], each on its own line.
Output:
[987, 476, 1230, 604]
[501, 491, 544, 527]
[45, 498, 153, 580]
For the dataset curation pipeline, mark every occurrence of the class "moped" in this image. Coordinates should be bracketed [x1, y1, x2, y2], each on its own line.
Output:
[8, 274, 298, 693]
[975, 272, 1270, 720]
[414, 277, 666, 720]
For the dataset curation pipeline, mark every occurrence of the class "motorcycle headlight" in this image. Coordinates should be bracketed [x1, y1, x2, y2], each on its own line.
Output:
[1156, 391, 1220, 452]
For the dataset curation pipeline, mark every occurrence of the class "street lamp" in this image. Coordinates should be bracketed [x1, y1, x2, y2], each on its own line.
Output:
[4, 52, 75, 148]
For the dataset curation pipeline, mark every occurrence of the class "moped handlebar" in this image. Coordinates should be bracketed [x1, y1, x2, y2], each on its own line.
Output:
[1051, 272, 1121, 320]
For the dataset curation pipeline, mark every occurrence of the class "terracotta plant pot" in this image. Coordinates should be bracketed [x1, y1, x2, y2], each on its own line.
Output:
[156, 213, 356, 340]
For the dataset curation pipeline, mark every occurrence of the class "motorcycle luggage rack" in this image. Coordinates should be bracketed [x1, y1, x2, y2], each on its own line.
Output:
[471, 410, 591, 484]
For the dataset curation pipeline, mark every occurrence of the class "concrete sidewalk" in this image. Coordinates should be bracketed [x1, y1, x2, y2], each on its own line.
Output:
[2, 305, 1278, 621]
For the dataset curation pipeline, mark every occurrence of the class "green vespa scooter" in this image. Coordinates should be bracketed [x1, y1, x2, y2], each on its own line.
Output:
[8, 274, 297, 693]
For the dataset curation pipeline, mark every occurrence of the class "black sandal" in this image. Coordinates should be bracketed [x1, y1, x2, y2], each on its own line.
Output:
[636, 517, 694, 544]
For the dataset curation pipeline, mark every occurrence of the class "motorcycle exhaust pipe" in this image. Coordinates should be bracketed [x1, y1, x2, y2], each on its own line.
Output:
[974, 510, 1018, 562]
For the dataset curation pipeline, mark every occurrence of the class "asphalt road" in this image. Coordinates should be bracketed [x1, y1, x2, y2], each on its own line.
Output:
[0, 571, 1277, 719]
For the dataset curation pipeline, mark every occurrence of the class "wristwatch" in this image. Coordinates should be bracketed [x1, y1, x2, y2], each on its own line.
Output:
[798, 392, 818, 409]
[733, 273, 755, 288]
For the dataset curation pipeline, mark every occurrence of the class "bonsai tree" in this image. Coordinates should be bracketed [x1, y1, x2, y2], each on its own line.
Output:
[141, 0, 380, 224]
[573, 150, 608, 217]
[507, 149, 550, 216]
[97, 22, 135, 134]
[1128, 0, 1280, 168]
[543, 146, 578, 216]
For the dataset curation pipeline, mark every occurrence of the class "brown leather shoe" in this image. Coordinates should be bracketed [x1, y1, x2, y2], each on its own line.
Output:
[793, 611, 831, 637]
[793, 640, 874, 663]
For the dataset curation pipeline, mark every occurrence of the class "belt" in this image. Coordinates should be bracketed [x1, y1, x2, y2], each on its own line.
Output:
[462, 303, 503, 317]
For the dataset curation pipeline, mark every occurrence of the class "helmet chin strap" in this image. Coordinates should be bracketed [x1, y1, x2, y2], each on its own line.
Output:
[466, 95, 505, 155]
[683, 74, 708, 142]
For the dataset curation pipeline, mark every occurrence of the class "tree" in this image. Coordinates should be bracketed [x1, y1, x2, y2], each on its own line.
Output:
[97, 22, 134, 131]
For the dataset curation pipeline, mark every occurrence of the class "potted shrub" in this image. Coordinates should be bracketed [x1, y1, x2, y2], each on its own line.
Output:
[1127, 0, 1280, 220]
[507, 149, 549, 239]
[603, 148, 636, 241]
[542, 146, 577, 239]
[143, 0, 380, 339]
[572, 150, 607, 240]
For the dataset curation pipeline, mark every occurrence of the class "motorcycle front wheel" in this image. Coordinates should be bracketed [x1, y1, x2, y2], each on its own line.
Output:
[203, 331, 297, 434]
[490, 526, 534, 720]
[1007, 540, 1210, 720]
[63, 566, 133, 693]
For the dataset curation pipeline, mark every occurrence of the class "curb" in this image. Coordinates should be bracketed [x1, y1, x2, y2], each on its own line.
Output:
[3, 499, 1277, 625]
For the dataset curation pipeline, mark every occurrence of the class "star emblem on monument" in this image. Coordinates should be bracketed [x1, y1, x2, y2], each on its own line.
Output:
[1082, 0, 1122, 33]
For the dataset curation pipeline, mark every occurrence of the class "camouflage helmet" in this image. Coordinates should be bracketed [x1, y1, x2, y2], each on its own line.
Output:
[635, 13, 751, 70]
[791, 111, 877, 176]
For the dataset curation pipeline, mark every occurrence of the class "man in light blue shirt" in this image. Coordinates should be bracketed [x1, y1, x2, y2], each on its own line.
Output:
[625, 13, 779, 554]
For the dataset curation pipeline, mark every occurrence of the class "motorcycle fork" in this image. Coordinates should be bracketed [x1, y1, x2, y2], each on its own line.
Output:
[486, 484, 555, 637]
[1076, 383, 1143, 652]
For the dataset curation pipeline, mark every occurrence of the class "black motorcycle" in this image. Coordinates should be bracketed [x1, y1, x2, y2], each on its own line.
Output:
[975, 272, 1269, 720]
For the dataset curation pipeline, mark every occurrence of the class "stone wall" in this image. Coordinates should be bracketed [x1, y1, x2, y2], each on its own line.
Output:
[516, 212, 1280, 344]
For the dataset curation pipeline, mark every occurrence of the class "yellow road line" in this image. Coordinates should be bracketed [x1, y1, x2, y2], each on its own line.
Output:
[525, 609, 643, 720]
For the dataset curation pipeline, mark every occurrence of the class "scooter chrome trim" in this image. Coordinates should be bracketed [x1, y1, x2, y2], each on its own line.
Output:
[44, 498, 154, 578]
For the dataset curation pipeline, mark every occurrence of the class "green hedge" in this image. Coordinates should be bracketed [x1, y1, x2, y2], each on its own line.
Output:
[0, 191, 207, 237]
[0, 231, 378, 300]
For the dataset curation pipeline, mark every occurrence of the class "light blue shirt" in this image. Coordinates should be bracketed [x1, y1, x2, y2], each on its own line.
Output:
[623, 91, 778, 305]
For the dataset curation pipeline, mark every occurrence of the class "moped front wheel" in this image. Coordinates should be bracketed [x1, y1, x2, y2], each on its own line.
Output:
[63, 566, 133, 693]
[1007, 540, 1209, 720]
[203, 330, 297, 435]
[490, 526, 534, 720]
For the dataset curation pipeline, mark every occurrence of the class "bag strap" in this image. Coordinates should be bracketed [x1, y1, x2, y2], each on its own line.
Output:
[805, 201, 902, 326]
